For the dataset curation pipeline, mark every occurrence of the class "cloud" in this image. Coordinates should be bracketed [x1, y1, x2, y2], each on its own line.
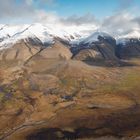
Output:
[0, 0, 98, 26]
[25, 0, 55, 5]
[0, 0, 35, 19]
[34, 11, 61, 24]
[132, 17, 140, 27]
[33, 10, 99, 28]
[100, 0, 139, 37]
[0, 0, 139, 38]
[35, 11, 99, 25]
[38, 0, 55, 5]
[118, 0, 135, 10]
[25, 0, 33, 5]
[0, 0, 55, 20]
[101, 11, 139, 37]
[60, 13, 99, 26]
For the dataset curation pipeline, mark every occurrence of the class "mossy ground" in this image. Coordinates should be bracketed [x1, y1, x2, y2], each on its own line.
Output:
[0, 58, 140, 140]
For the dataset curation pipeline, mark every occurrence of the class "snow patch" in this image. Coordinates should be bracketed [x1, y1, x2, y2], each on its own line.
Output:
[0, 23, 98, 48]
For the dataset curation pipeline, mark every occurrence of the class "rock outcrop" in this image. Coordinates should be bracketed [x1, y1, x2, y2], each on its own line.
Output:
[116, 39, 140, 59]
[39, 41, 72, 60]
[0, 40, 41, 62]
[72, 33, 118, 63]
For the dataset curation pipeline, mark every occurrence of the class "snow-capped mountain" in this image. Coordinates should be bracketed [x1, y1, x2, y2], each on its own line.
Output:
[116, 30, 140, 45]
[79, 31, 115, 44]
[0, 22, 139, 63]
[0, 24, 29, 41]
[0, 23, 140, 52]
[0, 23, 98, 49]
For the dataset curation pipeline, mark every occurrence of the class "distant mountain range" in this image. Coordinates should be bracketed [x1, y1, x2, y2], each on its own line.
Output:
[1, 24, 140, 140]
[0, 23, 140, 63]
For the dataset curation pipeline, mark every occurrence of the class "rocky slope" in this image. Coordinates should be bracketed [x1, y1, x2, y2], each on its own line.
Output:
[72, 32, 118, 65]
[0, 56, 140, 140]
[0, 40, 41, 62]
[116, 30, 140, 58]
[0, 24, 140, 61]
[0, 24, 140, 140]
[116, 40, 140, 59]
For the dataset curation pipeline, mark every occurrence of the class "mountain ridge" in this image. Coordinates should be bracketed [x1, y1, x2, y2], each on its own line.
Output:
[0, 23, 140, 61]
[0, 23, 140, 48]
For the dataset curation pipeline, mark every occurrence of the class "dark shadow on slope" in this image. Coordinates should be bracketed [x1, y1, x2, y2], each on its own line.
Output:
[26, 127, 122, 140]
[26, 105, 140, 140]
[83, 58, 139, 67]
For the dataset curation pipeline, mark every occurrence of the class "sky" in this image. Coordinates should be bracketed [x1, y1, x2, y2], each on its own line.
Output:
[0, 0, 140, 36]
[42, 0, 139, 18]
[0, 0, 140, 23]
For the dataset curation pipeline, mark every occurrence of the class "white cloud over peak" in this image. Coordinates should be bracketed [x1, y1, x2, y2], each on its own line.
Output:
[0, 0, 140, 37]
[101, 11, 140, 37]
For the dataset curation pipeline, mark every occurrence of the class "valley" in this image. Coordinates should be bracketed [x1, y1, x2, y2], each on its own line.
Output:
[0, 57, 140, 140]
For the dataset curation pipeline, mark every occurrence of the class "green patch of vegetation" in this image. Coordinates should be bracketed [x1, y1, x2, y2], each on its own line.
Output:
[0, 92, 4, 101]
[11, 80, 20, 89]
[96, 71, 140, 95]
[119, 72, 140, 90]
[3, 97, 25, 110]
[60, 77, 79, 88]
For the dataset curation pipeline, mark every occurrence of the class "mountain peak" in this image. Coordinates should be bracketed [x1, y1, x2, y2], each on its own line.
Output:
[0, 23, 140, 49]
